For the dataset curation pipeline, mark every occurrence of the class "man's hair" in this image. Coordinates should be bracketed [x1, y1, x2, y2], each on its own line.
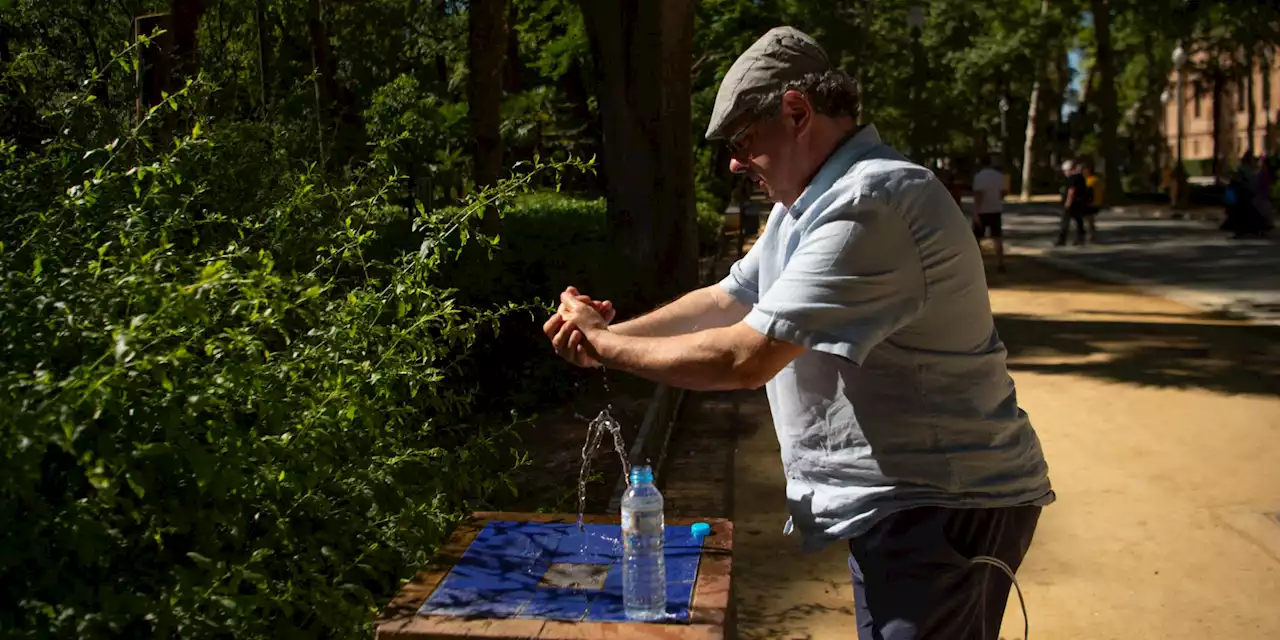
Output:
[746, 69, 860, 121]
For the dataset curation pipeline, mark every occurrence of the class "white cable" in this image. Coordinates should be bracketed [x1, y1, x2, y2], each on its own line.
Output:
[970, 555, 1028, 640]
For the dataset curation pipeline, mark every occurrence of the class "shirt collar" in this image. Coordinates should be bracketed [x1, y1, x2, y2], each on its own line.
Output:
[789, 124, 882, 218]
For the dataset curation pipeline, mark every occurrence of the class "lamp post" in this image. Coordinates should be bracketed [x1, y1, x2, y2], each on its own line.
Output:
[1172, 42, 1189, 208]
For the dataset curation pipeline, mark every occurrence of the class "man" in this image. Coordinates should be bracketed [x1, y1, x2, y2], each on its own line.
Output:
[544, 27, 1053, 640]
[1056, 159, 1089, 246]
[971, 156, 1008, 273]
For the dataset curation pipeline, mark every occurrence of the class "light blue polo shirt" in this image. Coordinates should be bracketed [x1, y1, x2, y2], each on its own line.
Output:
[720, 125, 1054, 550]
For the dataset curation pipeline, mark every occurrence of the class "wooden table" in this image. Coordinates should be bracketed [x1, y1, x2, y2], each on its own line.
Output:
[375, 512, 733, 639]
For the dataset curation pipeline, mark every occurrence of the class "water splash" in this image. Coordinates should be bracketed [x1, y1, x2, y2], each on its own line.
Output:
[576, 407, 629, 531]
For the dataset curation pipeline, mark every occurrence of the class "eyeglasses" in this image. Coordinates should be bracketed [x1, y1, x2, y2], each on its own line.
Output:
[724, 101, 780, 161]
[725, 119, 758, 161]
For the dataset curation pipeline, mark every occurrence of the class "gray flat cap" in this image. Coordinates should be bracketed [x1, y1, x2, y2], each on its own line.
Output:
[705, 27, 832, 140]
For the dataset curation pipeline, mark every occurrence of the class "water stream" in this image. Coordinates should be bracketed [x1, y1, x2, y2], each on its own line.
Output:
[576, 406, 630, 531]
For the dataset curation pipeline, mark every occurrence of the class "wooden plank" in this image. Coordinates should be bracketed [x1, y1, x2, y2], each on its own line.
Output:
[538, 620, 721, 639]
[375, 519, 484, 638]
[688, 520, 733, 629]
[375, 513, 732, 640]
[133, 12, 174, 122]
[379, 616, 548, 639]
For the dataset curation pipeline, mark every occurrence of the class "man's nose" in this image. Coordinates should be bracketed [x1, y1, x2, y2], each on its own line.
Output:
[729, 157, 748, 174]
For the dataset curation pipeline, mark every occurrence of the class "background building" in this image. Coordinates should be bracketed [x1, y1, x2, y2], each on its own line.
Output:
[1163, 49, 1280, 179]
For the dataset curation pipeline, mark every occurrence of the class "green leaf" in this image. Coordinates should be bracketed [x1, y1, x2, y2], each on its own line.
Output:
[126, 474, 146, 498]
[186, 552, 214, 567]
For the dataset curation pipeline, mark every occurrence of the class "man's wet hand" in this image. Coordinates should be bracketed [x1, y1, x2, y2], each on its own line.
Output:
[542, 287, 613, 367]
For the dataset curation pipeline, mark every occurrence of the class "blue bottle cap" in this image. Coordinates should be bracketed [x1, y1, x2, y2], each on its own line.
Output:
[629, 465, 654, 485]
[691, 522, 711, 538]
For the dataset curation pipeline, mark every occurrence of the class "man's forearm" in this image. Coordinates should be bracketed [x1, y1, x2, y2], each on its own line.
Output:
[585, 326, 751, 391]
[609, 284, 749, 338]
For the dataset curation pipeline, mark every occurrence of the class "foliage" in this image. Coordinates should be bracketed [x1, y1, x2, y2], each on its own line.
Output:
[0, 64, 608, 637]
[697, 200, 727, 258]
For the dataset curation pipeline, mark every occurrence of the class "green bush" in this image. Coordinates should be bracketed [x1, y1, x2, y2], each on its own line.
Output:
[0, 79, 580, 639]
[447, 191, 622, 409]
[696, 197, 726, 258]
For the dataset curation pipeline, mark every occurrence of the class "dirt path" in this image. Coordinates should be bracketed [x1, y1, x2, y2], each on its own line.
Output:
[725, 256, 1280, 639]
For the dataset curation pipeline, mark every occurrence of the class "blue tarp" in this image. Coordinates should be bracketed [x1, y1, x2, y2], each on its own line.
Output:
[419, 521, 704, 623]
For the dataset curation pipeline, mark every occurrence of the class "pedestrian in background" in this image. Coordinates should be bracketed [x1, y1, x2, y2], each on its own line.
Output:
[1223, 153, 1269, 238]
[1056, 160, 1090, 246]
[1254, 154, 1275, 235]
[971, 155, 1007, 273]
[1082, 161, 1103, 242]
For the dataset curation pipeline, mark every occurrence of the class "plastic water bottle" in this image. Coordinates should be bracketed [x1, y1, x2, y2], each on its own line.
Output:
[621, 465, 666, 621]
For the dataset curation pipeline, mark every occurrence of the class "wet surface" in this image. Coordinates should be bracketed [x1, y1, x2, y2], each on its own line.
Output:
[419, 521, 704, 623]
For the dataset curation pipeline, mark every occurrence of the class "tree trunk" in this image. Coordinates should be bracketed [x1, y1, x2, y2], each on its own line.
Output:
[1089, 0, 1122, 205]
[579, 0, 697, 311]
[307, 0, 334, 163]
[1246, 48, 1257, 155]
[1050, 45, 1071, 169]
[170, 0, 204, 80]
[432, 0, 449, 87]
[1141, 30, 1161, 191]
[255, 0, 270, 110]
[134, 13, 174, 123]
[0, 20, 10, 63]
[467, 0, 507, 240]
[1021, 0, 1050, 200]
[1072, 60, 1097, 153]
[77, 16, 111, 108]
[503, 0, 524, 93]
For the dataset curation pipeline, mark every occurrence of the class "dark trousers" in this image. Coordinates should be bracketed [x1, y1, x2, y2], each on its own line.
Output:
[848, 505, 1042, 640]
[1056, 210, 1086, 244]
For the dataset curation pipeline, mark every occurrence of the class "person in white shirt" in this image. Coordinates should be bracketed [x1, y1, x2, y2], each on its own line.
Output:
[971, 157, 1007, 273]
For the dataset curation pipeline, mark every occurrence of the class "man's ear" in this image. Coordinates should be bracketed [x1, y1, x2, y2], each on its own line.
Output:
[781, 89, 812, 132]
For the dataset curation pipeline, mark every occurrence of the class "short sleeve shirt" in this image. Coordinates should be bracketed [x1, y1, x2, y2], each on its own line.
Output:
[971, 167, 1006, 215]
[1064, 173, 1090, 214]
[719, 125, 1053, 549]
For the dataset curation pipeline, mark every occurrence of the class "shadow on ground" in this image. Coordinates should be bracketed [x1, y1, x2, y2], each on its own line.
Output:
[996, 315, 1280, 396]
[986, 256, 1280, 397]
